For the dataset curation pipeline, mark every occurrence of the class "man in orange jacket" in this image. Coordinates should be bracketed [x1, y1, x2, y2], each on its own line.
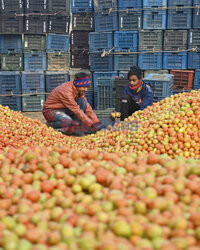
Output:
[43, 72, 105, 135]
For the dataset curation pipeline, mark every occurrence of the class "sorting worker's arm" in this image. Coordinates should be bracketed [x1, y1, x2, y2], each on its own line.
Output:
[141, 85, 154, 110]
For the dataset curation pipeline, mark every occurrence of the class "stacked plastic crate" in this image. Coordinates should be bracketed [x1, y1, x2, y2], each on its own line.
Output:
[71, 0, 95, 107]
[0, 0, 23, 110]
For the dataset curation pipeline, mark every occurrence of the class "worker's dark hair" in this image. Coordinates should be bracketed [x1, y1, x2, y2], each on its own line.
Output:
[75, 72, 90, 79]
[128, 66, 142, 80]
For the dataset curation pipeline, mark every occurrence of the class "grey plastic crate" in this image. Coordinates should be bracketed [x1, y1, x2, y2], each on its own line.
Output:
[188, 29, 200, 49]
[1, 53, 23, 71]
[72, 13, 94, 31]
[139, 30, 163, 51]
[48, 0, 70, 15]
[97, 78, 114, 110]
[22, 94, 45, 111]
[47, 53, 70, 71]
[164, 30, 188, 51]
[94, 108, 114, 127]
[94, 0, 118, 11]
[23, 35, 46, 52]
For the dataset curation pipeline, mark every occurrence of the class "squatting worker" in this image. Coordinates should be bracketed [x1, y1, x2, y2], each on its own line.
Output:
[120, 66, 154, 121]
[43, 72, 105, 135]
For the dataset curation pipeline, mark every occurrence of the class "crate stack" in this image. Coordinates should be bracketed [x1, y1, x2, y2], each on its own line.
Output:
[0, 0, 71, 111]
[70, 0, 94, 107]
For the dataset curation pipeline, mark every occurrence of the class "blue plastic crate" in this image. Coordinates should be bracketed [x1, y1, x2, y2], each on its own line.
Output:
[193, 70, 200, 90]
[46, 34, 69, 52]
[45, 71, 69, 93]
[138, 52, 162, 69]
[85, 91, 94, 108]
[0, 96, 22, 111]
[0, 71, 21, 92]
[118, 10, 142, 30]
[188, 52, 200, 69]
[89, 32, 113, 52]
[21, 72, 45, 93]
[114, 54, 137, 71]
[167, 9, 192, 29]
[94, 12, 118, 32]
[143, 0, 166, 7]
[71, 0, 93, 12]
[114, 31, 138, 51]
[97, 78, 114, 110]
[144, 73, 174, 102]
[94, 0, 118, 11]
[194, 0, 200, 4]
[0, 35, 22, 53]
[93, 71, 118, 92]
[22, 94, 45, 111]
[163, 52, 187, 69]
[143, 9, 166, 29]
[24, 53, 46, 71]
[168, 0, 192, 5]
[90, 53, 114, 71]
[193, 6, 200, 29]
[118, 0, 142, 9]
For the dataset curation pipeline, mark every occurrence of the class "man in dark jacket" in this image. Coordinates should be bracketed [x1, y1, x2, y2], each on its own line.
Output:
[120, 66, 153, 121]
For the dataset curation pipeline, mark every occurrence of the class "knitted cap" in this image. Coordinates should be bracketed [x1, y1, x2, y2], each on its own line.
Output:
[73, 76, 91, 87]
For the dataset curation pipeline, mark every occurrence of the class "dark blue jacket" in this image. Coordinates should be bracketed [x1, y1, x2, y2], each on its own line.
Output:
[123, 81, 153, 110]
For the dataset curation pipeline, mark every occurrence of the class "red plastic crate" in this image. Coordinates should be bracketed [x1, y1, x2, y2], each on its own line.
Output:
[170, 70, 194, 90]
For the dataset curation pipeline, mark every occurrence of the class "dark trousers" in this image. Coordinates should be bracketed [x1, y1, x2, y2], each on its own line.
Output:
[120, 95, 140, 121]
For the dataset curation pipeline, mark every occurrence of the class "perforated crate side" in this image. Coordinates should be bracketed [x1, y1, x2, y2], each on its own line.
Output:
[144, 73, 174, 101]
[143, 10, 166, 29]
[71, 49, 89, 69]
[114, 31, 138, 51]
[188, 29, 200, 49]
[45, 72, 69, 92]
[89, 32, 113, 52]
[164, 30, 188, 51]
[23, 35, 46, 52]
[144, 70, 169, 78]
[21, 72, 45, 91]
[24, 0, 47, 13]
[94, 0, 118, 11]
[93, 71, 118, 92]
[138, 52, 162, 70]
[72, 13, 94, 31]
[94, 12, 118, 32]
[70, 31, 89, 50]
[71, 0, 93, 12]
[167, 0, 192, 6]
[1, 53, 23, 71]
[47, 53, 70, 71]
[0, 95, 22, 111]
[163, 52, 187, 69]
[0, 35, 22, 53]
[97, 78, 114, 110]
[0, 71, 21, 92]
[22, 94, 45, 111]
[170, 70, 194, 90]
[0, 15, 23, 34]
[118, 10, 142, 30]
[24, 53, 46, 71]
[118, 0, 142, 9]
[24, 16, 48, 35]
[193, 7, 200, 29]
[194, 0, 200, 4]
[143, 0, 167, 7]
[48, 15, 70, 35]
[48, 0, 70, 15]
[47, 34, 69, 52]
[193, 70, 200, 90]
[90, 53, 114, 71]
[114, 54, 137, 71]
[138, 30, 163, 51]
[0, 0, 24, 14]
[188, 52, 200, 70]
[114, 78, 129, 111]
[167, 9, 192, 29]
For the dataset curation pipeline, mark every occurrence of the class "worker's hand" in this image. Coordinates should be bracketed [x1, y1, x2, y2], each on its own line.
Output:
[92, 122, 106, 132]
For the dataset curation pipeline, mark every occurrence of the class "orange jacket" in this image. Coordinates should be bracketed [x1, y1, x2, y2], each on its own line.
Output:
[44, 81, 99, 126]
